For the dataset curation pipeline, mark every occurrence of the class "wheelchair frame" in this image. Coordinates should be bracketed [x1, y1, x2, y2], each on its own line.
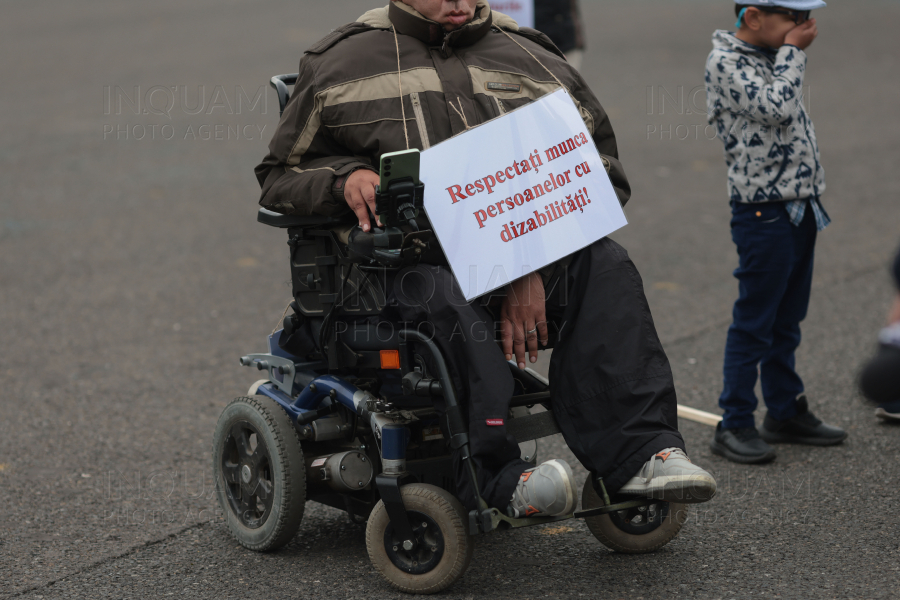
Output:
[213, 73, 680, 594]
[249, 204, 633, 537]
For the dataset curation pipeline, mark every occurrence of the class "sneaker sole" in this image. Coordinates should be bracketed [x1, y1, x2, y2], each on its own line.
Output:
[709, 440, 776, 464]
[875, 408, 900, 422]
[543, 459, 578, 516]
[619, 474, 717, 504]
[758, 429, 848, 446]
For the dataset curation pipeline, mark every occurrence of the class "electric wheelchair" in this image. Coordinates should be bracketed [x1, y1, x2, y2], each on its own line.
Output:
[212, 74, 687, 594]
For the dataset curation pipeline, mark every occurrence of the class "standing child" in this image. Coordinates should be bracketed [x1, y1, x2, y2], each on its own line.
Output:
[705, 0, 847, 464]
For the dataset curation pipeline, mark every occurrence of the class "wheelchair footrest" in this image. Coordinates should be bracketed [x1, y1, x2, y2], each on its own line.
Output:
[469, 507, 574, 534]
[507, 410, 561, 443]
[573, 498, 655, 519]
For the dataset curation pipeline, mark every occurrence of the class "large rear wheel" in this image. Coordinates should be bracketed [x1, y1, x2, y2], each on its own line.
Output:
[213, 395, 305, 551]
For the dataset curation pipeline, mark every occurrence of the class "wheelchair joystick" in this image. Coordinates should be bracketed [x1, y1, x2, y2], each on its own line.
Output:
[346, 176, 431, 268]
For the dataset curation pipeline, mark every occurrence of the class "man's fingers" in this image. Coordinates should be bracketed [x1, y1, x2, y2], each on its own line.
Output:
[513, 325, 527, 369]
[501, 318, 514, 360]
[503, 318, 527, 369]
[502, 272, 547, 367]
[346, 188, 372, 231]
[528, 319, 550, 365]
[525, 320, 539, 364]
[536, 319, 550, 347]
[361, 183, 380, 228]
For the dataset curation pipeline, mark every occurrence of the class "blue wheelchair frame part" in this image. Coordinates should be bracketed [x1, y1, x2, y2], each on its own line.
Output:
[243, 328, 477, 548]
[244, 331, 370, 419]
[244, 330, 470, 461]
[381, 425, 411, 461]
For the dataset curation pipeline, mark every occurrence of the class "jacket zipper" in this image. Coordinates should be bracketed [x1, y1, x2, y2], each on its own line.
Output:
[410, 92, 431, 149]
[492, 96, 507, 115]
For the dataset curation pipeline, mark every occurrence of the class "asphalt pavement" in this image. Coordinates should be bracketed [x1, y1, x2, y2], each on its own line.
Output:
[2, 1, 899, 598]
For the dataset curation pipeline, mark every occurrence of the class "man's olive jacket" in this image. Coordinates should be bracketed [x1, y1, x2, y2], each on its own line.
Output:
[255, 1, 630, 219]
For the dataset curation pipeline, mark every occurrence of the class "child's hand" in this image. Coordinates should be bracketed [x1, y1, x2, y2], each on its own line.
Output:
[785, 18, 818, 50]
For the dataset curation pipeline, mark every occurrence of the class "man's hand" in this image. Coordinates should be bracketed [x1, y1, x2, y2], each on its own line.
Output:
[501, 272, 549, 369]
[785, 18, 818, 50]
[345, 169, 382, 231]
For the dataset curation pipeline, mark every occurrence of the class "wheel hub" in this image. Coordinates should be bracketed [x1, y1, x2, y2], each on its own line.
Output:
[608, 499, 669, 535]
[384, 511, 445, 575]
[221, 420, 274, 529]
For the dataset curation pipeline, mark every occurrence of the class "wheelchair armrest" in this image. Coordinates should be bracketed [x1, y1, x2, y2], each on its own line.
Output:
[257, 207, 342, 229]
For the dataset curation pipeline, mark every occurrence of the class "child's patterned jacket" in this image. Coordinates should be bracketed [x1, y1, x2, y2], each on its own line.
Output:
[705, 30, 826, 207]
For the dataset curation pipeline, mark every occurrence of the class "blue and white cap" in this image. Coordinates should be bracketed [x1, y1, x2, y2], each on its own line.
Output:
[734, 0, 827, 9]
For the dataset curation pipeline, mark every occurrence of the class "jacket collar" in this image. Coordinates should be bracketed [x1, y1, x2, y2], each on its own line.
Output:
[388, 1, 493, 47]
[712, 29, 777, 59]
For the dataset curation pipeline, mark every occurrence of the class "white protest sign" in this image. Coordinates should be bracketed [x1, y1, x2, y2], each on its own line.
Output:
[421, 88, 628, 301]
[490, 0, 534, 29]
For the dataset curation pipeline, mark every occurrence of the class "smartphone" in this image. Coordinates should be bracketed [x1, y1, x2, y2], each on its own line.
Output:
[379, 149, 421, 191]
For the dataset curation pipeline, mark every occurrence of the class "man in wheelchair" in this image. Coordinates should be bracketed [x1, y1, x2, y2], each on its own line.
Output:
[255, 0, 716, 520]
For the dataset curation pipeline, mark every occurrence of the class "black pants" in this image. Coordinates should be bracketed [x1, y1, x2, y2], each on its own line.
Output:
[382, 238, 685, 511]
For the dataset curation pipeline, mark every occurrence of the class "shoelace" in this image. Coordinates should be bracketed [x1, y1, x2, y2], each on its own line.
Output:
[641, 448, 689, 484]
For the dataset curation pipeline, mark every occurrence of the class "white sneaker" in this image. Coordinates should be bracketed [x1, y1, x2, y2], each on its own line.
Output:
[507, 459, 578, 517]
[618, 448, 717, 504]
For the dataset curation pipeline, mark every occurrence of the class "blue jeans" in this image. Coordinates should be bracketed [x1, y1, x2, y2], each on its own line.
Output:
[719, 201, 817, 429]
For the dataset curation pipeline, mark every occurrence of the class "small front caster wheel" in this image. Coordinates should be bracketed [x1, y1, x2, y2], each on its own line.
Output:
[366, 484, 473, 594]
[582, 478, 687, 554]
[213, 395, 305, 552]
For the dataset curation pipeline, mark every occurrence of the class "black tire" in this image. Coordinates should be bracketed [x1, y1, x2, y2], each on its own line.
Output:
[213, 395, 305, 551]
[581, 478, 686, 554]
[366, 484, 473, 594]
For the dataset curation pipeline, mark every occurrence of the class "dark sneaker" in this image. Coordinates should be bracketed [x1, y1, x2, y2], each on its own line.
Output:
[618, 448, 717, 503]
[507, 459, 578, 518]
[710, 423, 777, 464]
[760, 395, 848, 446]
[874, 399, 900, 422]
